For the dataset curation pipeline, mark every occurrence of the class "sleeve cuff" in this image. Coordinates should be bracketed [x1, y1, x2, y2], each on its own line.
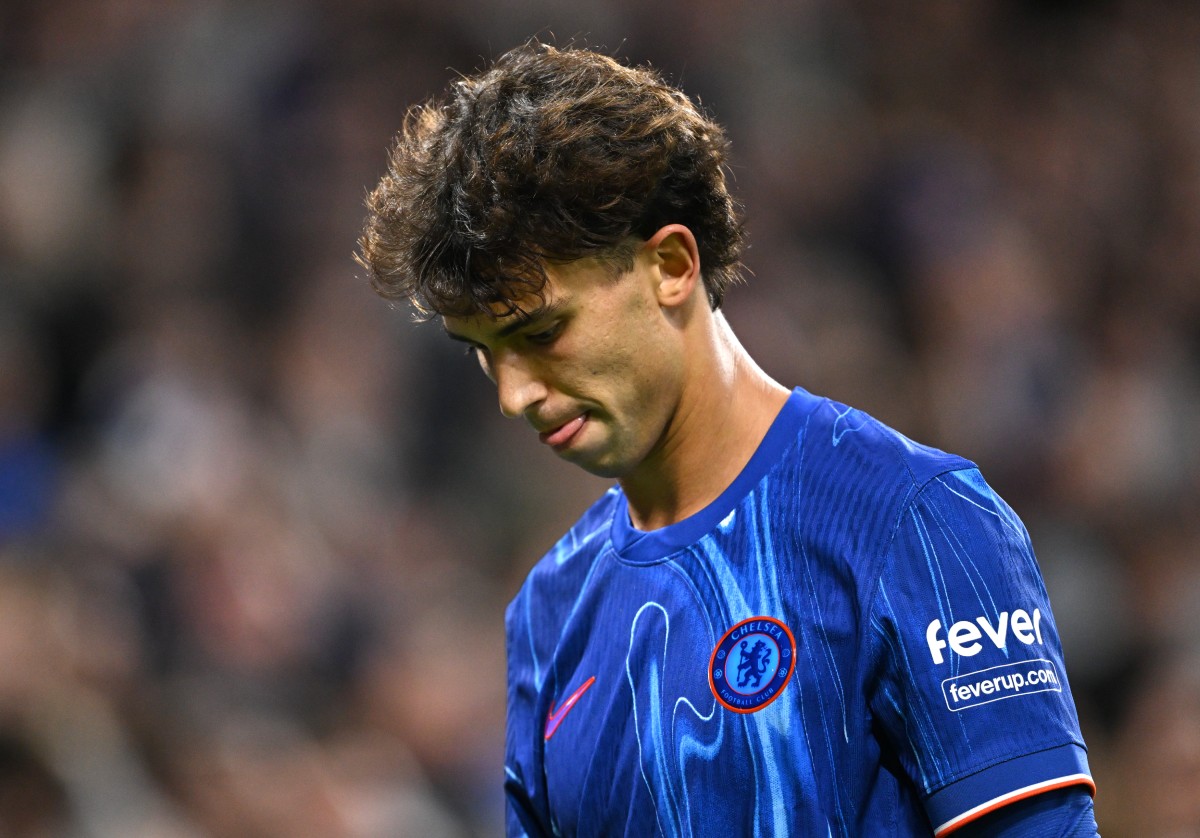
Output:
[928, 743, 1096, 836]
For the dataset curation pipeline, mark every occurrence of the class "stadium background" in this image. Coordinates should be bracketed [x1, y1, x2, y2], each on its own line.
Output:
[0, 0, 1197, 834]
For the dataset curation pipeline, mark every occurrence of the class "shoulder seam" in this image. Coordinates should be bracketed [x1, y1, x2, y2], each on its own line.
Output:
[860, 461, 979, 659]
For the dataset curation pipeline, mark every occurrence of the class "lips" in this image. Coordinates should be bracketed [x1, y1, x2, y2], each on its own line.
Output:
[539, 413, 587, 448]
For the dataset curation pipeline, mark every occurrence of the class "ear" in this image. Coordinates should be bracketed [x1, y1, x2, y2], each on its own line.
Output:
[644, 225, 701, 308]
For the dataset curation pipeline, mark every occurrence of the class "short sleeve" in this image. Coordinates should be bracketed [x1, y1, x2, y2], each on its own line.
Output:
[865, 468, 1095, 835]
[504, 590, 552, 838]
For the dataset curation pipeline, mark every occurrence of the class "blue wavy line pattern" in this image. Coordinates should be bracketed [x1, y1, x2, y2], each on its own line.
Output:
[507, 396, 1085, 837]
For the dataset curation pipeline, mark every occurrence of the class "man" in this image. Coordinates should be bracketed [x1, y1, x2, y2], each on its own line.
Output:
[358, 41, 1098, 837]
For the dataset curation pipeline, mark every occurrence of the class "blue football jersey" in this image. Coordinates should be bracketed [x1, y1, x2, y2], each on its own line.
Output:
[504, 388, 1094, 837]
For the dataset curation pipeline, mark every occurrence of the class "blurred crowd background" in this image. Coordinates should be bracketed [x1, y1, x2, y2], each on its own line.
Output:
[1, 0, 1198, 835]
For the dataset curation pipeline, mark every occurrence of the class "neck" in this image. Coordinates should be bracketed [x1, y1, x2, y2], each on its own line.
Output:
[620, 311, 789, 531]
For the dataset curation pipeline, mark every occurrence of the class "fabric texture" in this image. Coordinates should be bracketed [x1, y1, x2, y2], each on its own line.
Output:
[505, 387, 1094, 837]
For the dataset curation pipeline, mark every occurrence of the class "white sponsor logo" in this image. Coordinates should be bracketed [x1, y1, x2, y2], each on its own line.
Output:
[925, 608, 1044, 665]
[942, 659, 1061, 710]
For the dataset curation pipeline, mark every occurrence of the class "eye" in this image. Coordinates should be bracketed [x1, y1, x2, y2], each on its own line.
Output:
[525, 321, 563, 346]
[460, 344, 494, 379]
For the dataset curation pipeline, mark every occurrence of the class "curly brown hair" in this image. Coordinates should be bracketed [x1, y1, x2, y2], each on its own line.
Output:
[357, 41, 745, 319]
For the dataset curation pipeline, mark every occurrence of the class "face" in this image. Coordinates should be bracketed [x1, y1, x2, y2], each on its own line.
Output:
[442, 251, 687, 479]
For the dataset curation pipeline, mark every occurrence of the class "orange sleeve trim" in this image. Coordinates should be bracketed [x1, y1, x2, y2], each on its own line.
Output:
[934, 774, 1096, 836]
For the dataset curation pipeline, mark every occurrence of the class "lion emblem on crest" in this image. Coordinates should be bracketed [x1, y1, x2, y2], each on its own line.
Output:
[736, 639, 772, 689]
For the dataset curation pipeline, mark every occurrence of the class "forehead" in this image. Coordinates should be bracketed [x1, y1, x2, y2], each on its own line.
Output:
[441, 279, 560, 342]
[442, 256, 613, 340]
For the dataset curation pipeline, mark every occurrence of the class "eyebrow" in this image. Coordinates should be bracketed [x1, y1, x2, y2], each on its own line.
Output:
[442, 300, 566, 344]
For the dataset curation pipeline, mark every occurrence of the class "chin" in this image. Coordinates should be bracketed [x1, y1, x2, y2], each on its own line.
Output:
[579, 462, 628, 479]
[559, 447, 630, 480]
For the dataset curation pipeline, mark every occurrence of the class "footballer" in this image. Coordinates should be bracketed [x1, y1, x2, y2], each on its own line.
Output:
[358, 41, 1099, 837]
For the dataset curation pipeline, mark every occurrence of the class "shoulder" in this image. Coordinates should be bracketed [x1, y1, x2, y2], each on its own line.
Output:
[505, 486, 621, 628]
[771, 390, 975, 562]
[794, 389, 973, 491]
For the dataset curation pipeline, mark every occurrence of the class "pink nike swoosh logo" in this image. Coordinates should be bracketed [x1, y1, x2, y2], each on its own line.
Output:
[544, 676, 596, 741]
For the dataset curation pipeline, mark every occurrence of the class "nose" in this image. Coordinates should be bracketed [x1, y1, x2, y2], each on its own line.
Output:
[492, 351, 548, 419]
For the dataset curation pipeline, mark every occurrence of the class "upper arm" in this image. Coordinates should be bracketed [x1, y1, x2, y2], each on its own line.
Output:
[504, 592, 553, 838]
[951, 785, 1099, 837]
[864, 468, 1096, 834]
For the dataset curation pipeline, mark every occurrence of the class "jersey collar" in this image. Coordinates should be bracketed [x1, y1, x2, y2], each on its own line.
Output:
[609, 387, 819, 565]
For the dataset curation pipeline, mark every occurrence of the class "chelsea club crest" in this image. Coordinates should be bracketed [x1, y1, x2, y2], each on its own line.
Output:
[708, 616, 796, 713]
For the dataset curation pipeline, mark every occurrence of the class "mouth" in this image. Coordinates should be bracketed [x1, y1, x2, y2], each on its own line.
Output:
[538, 413, 588, 449]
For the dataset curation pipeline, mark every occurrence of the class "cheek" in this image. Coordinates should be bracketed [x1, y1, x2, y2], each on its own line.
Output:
[609, 333, 684, 411]
[576, 290, 680, 392]
[586, 335, 668, 387]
